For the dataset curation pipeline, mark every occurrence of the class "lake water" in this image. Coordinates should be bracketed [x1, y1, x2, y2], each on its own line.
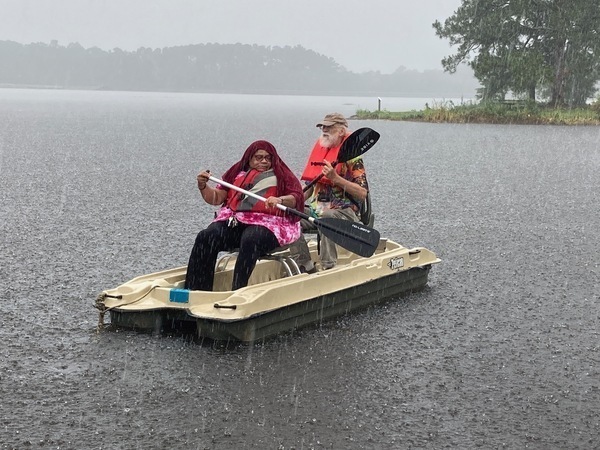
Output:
[0, 88, 599, 449]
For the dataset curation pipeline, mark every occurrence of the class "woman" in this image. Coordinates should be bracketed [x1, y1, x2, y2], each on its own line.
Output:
[185, 140, 303, 291]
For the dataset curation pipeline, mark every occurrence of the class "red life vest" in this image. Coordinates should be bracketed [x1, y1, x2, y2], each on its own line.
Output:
[226, 169, 282, 216]
[300, 134, 349, 186]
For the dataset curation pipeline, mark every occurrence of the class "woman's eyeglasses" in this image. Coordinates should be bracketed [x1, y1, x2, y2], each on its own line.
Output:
[253, 153, 272, 162]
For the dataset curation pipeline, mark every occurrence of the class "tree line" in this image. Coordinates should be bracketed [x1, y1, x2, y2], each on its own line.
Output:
[0, 40, 478, 97]
[434, 0, 600, 106]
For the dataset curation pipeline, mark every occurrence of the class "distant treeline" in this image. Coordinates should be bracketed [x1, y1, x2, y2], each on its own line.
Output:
[0, 40, 479, 97]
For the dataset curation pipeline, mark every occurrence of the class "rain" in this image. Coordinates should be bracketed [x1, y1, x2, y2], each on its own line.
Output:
[1, 1, 600, 449]
[1, 87, 598, 448]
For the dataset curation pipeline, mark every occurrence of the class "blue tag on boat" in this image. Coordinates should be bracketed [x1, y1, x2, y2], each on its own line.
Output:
[169, 288, 190, 303]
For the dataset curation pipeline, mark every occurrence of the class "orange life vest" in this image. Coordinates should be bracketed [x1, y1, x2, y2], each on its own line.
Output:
[300, 135, 349, 186]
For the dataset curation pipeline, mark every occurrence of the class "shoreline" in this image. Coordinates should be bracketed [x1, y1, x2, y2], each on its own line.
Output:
[355, 102, 600, 126]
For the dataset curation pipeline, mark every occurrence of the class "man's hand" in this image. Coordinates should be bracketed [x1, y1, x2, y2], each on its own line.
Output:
[322, 159, 341, 185]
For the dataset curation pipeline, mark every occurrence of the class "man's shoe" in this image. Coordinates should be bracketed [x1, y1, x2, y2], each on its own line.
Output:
[300, 265, 317, 274]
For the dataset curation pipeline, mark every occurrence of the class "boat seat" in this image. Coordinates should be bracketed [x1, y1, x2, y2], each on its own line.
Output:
[258, 245, 302, 277]
[360, 190, 375, 227]
[216, 244, 302, 277]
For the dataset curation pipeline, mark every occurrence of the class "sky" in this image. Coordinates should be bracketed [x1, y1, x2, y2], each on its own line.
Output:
[0, 0, 464, 74]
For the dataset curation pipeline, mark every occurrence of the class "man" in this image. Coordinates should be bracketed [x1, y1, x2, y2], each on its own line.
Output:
[291, 112, 369, 271]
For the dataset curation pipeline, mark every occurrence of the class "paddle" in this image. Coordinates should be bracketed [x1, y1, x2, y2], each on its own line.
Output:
[303, 127, 380, 192]
[208, 175, 380, 257]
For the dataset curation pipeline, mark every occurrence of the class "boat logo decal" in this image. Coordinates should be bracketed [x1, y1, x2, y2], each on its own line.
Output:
[388, 256, 404, 271]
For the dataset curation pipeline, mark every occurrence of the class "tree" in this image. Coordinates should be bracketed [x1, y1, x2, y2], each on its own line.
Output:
[0, 40, 479, 96]
[433, 0, 600, 106]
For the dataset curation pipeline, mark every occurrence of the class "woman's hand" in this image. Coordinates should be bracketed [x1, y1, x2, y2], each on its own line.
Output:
[197, 170, 210, 191]
[265, 196, 284, 209]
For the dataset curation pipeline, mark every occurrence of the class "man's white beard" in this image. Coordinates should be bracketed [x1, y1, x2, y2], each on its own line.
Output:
[320, 134, 339, 148]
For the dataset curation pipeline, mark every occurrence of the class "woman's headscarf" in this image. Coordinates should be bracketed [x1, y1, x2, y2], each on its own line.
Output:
[221, 140, 304, 221]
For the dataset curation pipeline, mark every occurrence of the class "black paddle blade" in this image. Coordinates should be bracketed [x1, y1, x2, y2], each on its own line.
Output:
[337, 127, 380, 163]
[313, 217, 381, 258]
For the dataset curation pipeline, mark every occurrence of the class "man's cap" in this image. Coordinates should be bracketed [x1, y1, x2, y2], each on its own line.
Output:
[316, 113, 348, 128]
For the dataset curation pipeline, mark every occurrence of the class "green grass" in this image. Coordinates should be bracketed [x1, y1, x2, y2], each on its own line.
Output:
[356, 100, 600, 125]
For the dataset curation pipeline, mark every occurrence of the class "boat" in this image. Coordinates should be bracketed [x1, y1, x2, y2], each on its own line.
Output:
[95, 139, 440, 342]
[95, 237, 441, 342]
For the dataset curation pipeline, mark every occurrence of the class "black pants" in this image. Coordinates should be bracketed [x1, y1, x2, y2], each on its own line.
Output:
[184, 220, 279, 291]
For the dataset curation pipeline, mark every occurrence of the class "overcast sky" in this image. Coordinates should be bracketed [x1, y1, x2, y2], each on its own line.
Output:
[0, 0, 463, 74]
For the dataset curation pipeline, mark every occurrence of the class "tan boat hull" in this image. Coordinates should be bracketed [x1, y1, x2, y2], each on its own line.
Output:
[96, 239, 440, 342]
